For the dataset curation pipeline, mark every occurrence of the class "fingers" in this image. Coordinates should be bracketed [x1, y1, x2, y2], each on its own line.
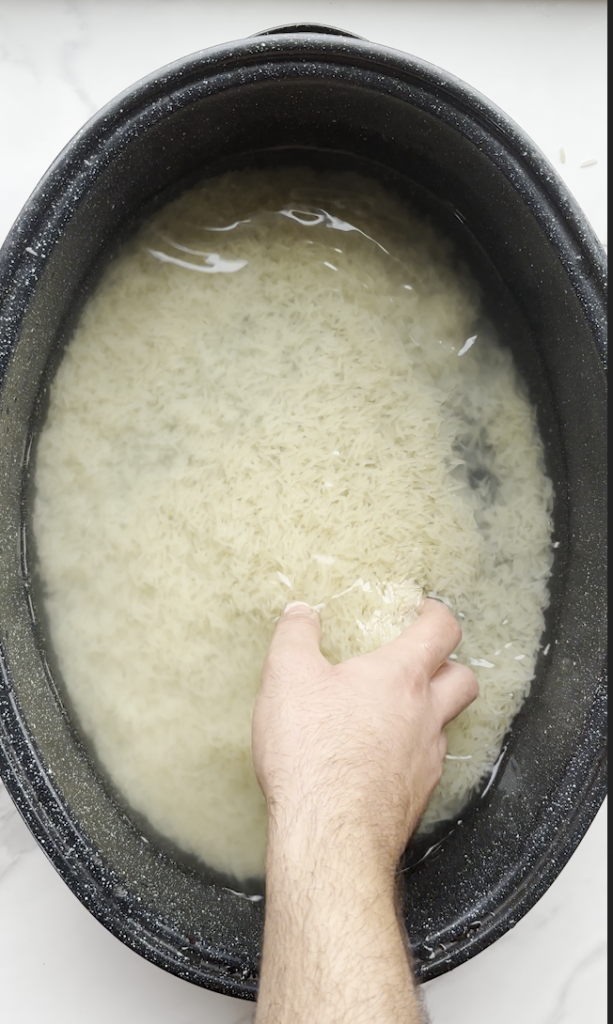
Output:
[430, 659, 479, 725]
[268, 602, 324, 662]
[384, 598, 463, 679]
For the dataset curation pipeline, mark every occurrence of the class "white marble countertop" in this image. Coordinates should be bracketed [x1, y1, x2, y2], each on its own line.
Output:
[0, 2, 607, 1022]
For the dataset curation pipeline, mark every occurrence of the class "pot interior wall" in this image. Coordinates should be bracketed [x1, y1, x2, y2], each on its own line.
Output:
[0, 63, 606, 994]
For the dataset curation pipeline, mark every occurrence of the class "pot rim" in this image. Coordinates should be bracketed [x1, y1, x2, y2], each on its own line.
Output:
[0, 23, 607, 998]
[0, 26, 607, 355]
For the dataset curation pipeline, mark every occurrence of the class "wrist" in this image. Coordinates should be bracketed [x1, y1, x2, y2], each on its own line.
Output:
[258, 802, 420, 1024]
[265, 798, 399, 905]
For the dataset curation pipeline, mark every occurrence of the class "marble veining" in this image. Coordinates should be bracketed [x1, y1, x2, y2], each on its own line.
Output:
[0, 781, 38, 881]
[540, 943, 607, 1024]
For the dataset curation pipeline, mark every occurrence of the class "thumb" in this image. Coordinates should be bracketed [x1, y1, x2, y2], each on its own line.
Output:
[268, 602, 324, 661]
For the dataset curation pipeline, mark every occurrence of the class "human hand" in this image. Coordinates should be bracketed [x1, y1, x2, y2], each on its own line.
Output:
[252, 597, 478, 874]
[253, 598, 477, 1023]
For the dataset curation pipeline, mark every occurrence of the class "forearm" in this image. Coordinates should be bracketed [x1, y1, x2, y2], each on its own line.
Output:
[251, 600, 476, 1022]
[255, 816, 427, 1024]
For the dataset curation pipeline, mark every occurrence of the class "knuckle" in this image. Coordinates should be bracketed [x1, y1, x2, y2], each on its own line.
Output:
[446, 613, 463, 649]
[467, 668, 479, 699]
[457, 664, 479, 700]
[421, 635, 440, 660]
[421, 633, 448, 669]
[427, 599, 462, 646]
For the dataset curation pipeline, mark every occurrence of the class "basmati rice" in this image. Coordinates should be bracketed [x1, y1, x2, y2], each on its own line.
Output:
[33, 169, 554, 879]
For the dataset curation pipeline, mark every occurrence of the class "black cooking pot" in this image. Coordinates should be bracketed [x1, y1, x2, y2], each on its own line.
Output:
[0, 25, 606, 999]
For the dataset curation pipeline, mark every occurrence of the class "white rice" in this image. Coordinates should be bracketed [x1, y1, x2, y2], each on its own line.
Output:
[33, 169, 554, 879]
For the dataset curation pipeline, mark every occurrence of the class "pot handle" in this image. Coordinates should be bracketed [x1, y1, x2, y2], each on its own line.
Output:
[252, 23, 364, 40]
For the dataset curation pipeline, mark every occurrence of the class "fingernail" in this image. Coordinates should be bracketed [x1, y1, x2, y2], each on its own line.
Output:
[283, 601, 315, 616]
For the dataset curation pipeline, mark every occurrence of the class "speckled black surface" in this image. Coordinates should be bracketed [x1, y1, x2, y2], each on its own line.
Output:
[0, 24, 607, 1000]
